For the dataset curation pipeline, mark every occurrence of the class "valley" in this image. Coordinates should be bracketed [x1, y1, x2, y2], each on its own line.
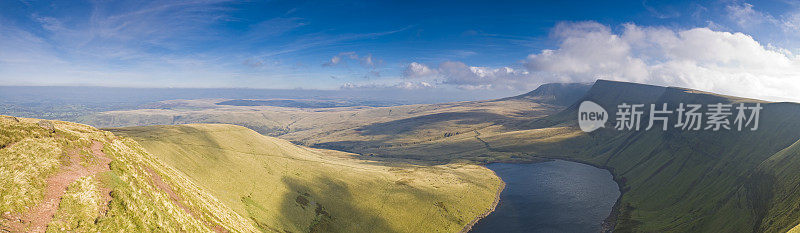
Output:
[79, 80, 800, 232]
[4, 80, 800, 232]
[108, 124, 502, 232]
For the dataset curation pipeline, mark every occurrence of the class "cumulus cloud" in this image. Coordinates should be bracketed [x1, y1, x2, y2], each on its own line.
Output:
[323, 52, 380, 68]
[524, 21, 800, 102]
[525, 22, 649, 84]
[438, 61, 530, 90]
[323, 52, 383, 79]
[400, 61, 532, 90]
[394, 21, 800, 101]
[402, 62, 437, 78]
[322, 51, 383, 79]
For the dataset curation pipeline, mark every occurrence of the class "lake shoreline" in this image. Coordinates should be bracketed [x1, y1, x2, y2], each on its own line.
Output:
[478, 157, 624, 233]
[459, 169, 506, 233]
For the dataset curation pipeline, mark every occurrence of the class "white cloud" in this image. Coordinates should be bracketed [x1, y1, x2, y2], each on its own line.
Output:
[400, 61, 533, 90]
[524, 21, 800, 102]
[725, 3, 779, 29]
[322, 52, 384, 79]
[525, 22, 649, 84]
[340, 80, 433, 90]
[323, 52, 379, 68]
[324, 55, 343, 66]
[395, 81, 433, 89]
[720, 1, 800, 49]
[402, 62, 437, 78]
[438, 61, 530, 89]
[362, 54, 375, 67]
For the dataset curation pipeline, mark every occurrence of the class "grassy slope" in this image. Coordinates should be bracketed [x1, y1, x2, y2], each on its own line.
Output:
[0, 116, 256, 232]
[73, 79, 800, 232]
[313, 80, 800, 232]
[109, 124, 503, 233]
[481, 81, 800, 232]
[756, 137, 800, 232]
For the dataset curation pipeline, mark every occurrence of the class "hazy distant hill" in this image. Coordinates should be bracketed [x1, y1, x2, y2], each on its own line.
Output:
[79, 82, 591, 151]
[215, 99, 396, 108]
[0, 86, 508, 122]
[287, 82, 591, 154]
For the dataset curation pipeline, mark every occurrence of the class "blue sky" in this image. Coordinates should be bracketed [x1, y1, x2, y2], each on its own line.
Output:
[2, 0, 800, 101]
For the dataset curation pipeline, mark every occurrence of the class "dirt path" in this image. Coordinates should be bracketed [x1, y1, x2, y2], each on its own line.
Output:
[89, 141, 113, 215]
[5, 140, 111, 233]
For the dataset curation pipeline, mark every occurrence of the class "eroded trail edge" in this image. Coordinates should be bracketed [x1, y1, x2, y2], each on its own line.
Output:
[8, 140, 111, 233]
[143, 166, 227, 233]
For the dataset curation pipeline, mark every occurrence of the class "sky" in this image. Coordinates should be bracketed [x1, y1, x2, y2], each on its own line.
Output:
[2, 0, 800, 102]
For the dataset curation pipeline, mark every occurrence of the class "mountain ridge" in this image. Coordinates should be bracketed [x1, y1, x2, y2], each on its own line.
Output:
[500, 82, 592, 106]
[489, 79, 800, 232]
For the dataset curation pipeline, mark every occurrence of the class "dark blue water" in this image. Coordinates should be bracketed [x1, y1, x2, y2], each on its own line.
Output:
[470, 160, 620, 233]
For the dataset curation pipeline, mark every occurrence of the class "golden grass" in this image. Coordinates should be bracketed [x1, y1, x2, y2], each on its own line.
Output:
[0, 137, 63, 214]
[790, 224, 800, 233]
[111, 124, 504, 233]
[0, 116, 256, 232]
[47, 176, 102, 232]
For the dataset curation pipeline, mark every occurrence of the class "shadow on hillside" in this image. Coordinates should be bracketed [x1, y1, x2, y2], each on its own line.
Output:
[354, 112, 513, 136]
[274, 176, 399, 233]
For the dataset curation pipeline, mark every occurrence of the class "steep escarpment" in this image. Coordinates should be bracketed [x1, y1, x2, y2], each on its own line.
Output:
[488, 80, 800, 232]
[754, 137, 800, 232]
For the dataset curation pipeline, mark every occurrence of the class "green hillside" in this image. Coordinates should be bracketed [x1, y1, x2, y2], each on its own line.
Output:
[108, 124, 503, 233]
[18, 79, 800, 232]
[293, 80, 800, 232]
[755, 136, 800, 232]
[481, 81, 800, 232]
[0, 116, 256, 232]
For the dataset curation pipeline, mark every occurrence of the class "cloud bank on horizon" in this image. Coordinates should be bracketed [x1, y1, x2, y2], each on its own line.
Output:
[402, 21, 800, 102]
[2, 0, 800, 102]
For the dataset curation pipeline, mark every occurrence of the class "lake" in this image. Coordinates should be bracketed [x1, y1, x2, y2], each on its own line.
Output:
[470, 160, 620, 233]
